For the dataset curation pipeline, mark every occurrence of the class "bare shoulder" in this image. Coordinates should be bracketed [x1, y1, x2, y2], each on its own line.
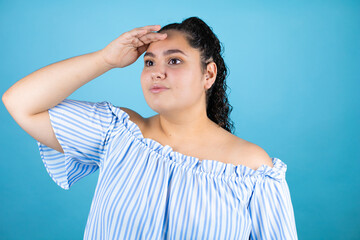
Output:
[119, 107, 146, 129]
[226, 134, 274, 170]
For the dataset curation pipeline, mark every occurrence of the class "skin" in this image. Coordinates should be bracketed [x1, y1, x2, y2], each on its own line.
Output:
[140, 30, 221, 146]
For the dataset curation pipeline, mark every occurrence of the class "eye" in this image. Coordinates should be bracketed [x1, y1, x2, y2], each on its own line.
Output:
[144, 58, 182, 67]
[169, 58, 181, 65]
[144, 60, 153, 67]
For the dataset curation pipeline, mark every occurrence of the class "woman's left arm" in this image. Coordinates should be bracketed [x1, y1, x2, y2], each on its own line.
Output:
[248, 176, 298, 240]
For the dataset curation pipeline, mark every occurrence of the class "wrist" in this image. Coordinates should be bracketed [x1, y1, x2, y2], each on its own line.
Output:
[95, 49, 115, 71]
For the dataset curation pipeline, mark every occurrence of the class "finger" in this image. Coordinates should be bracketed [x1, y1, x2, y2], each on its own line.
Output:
[129, 35, 150, 49]
[139, 25, 162, 31]
[138, 32, 167, 45]
[130, 33, 166, 49]
[141, 25, 161, 30]
[137, 43, 149, 56]
[127, 25, 162, 39]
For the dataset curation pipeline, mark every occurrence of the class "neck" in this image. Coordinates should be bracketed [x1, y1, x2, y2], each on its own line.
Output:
[155, 106, 215, 143]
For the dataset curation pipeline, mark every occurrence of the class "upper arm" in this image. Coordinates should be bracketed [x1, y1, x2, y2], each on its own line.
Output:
[8, 110, 64, 153]
[4, 103, 143, 157]
[3, 94, 64, 153]
[5, 98, 122, 190]
[34, 106, 144, 155]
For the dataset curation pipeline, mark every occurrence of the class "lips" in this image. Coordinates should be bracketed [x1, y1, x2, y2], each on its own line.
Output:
[149, 84, 169, 93]
[150, 84, 169, 90]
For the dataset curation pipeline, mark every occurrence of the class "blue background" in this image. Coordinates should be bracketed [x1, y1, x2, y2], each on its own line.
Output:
[1, 0, 359, 239]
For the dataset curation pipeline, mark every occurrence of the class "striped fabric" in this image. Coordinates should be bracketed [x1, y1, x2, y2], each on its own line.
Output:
[37, 98, 298, 240]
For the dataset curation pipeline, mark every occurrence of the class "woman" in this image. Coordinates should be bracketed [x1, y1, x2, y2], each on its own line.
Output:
[3, 17, 298, 239]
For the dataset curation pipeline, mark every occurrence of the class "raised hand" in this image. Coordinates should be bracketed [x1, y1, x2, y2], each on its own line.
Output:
[100, 25, 167, 69]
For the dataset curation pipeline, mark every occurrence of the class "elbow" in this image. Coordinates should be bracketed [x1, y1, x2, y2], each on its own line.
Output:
[2, 91, 8, 103]
[2, 89, 14, 109]
[2, 91, 17, 116]
[2, 88, 12, 104]
[2, 91, 9, 108]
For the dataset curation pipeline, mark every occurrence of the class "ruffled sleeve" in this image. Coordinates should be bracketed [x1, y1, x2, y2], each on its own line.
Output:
[248, 159, 298, 239]
[37, 98, 116, 190]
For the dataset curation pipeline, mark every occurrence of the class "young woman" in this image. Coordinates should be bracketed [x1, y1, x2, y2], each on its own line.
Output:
[3, 17, 298, 239]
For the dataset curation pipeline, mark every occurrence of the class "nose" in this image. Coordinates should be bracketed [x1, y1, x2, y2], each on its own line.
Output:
[151, 65, 166, 80]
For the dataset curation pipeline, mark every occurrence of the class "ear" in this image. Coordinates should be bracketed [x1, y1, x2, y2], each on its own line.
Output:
[204, 61, 217, 90]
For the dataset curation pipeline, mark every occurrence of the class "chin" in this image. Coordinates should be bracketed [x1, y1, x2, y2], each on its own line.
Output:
[148, 102, 181, 115]
[146, 101, 165, 113]
[149, 105, 168, 115]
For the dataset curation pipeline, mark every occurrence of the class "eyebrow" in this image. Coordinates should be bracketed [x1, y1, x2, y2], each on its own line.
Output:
[144, 49, 188, 58]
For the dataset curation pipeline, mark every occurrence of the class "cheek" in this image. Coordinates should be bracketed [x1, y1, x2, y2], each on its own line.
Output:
[175, 79, 203, 100]
[140, 70, 147, 81]
[140, 72, 151, 89]
[179, 68, 202, 86]
[140, 78, 145, 91]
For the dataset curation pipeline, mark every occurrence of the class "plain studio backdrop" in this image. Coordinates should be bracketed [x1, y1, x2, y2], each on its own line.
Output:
[0, 0, 359, 239]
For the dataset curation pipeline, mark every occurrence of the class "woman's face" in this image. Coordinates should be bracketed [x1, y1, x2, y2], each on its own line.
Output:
[140, 30, 207, 114]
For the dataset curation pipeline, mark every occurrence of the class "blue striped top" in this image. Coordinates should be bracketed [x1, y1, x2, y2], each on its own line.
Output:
[37, 98, 298, 239]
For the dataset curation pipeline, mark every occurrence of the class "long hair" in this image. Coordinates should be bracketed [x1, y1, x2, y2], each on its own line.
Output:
[158, 16, 235, 133]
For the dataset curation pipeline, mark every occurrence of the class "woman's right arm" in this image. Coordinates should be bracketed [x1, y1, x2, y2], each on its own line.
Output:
[2, 25, 167, 153]
[3, 50, 113, 116]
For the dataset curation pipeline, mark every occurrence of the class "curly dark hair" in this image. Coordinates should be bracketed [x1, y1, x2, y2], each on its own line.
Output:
[157, 16, 235, 134]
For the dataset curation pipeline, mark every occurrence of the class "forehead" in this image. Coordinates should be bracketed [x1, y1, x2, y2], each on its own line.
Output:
[145, 30, 195, 55]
